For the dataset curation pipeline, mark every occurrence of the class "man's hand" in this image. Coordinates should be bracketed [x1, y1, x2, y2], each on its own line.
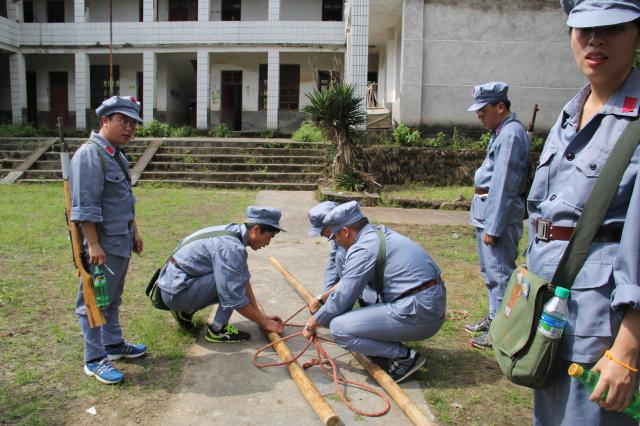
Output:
[87, 242, 106, 265]
[483, 233, 496, 246]
[263, 318, 284, 334]
[308, 298, 321, 314]
[133, 231, 144, 254]
[302, 323, 316, 339]
[590, 351, 636, 411]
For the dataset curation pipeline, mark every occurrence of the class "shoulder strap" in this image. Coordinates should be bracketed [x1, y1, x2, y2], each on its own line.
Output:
[553, 118, 640, 287]
[167, 230, 242, 264]
[89, 142, 107, 175]
[374, 228, 386, 294]
[89, 141, 131, 183]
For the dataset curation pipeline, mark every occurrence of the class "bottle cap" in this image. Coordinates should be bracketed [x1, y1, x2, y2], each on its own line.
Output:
[568, 363, 583, 378]
[554, 286, 570, 298]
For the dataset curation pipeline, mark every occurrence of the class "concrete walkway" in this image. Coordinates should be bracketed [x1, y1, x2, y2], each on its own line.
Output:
[158, 191, 469, 425]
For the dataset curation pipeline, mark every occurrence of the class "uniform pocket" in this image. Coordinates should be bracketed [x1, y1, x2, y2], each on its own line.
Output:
[101, 222, 130, 236]
[471, 195, 488, 222]
[528, 149, 556, 202]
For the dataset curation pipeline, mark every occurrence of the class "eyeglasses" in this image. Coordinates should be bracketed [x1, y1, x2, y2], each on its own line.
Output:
[111, 116, 137, 129]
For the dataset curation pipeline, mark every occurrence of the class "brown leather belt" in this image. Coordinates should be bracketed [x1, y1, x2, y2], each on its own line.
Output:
[535, 219, 622, 242]
[475, 187, 489, 196]
[394, 277, 441, 301]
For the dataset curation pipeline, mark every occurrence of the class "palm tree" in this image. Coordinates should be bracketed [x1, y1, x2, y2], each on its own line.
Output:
[303, 83, 365, 178]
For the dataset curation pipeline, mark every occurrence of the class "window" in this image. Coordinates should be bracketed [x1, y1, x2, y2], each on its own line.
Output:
[47, 0, 65, 23]
[317, 70, 341, 92]
[322, 0, 342, 21]
[90, 65, 120, 110]
[169, 0, 197, 21]
[221, 0, 241, 21]
[279, 65, 300, 111]
[258, 64, 268, 111]
[23, 1, 34, 22]
[0, 0, 7, 19]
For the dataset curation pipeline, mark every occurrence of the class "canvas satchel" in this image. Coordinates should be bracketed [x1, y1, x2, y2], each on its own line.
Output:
[490, 118, 640, 389]
[145, 230, 242, 311]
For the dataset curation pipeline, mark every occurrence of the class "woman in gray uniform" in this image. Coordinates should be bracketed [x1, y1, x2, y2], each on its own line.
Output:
[528, 1, 640, 424]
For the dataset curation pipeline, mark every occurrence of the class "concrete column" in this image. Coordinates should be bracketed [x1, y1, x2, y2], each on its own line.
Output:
[198, 0, 210, 21]
[397, 0, 424, 126]
[75, 52, 90, 129]
[9, 53, 26, 124]
[143, 0, 155, 22]
[345, 0, 369, 121]
[268, 0, 280, 21]
[196, 50, 210, 130]
[266, 50, 280, 130]
[142, 51, 156, 124]
[74, 0, 85, 23]
[7, 0, 23, 22]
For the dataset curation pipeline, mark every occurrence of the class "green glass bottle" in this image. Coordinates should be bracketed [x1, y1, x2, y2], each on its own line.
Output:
[93, 265, 110, 309]
[568, 363, 640, 421]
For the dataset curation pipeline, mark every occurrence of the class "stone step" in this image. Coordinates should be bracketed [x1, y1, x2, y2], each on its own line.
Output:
[150, 153, 325, 164]
[139, 170, 322, 183]
[155, 146, 324, 156]
[135, 179, 317, 191]
[144, 162, 324, 173]
[135, 137, 328, 149]
[21, 166, 137, 179]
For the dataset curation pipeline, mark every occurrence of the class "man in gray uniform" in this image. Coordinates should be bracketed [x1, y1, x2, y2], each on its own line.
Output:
[464, 82, 530, 349]
[158, 206, 285, 342]
[307, 201, 344, 293]
[70, 96, 147, 385]
[302, 201, 446, 383]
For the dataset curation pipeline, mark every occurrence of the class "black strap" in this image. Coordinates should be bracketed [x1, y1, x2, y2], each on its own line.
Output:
[89, 141, 131, 184]
[166, 230, 242, 265]
[374, 227, 386, 294]
[552, 118, 640, 287]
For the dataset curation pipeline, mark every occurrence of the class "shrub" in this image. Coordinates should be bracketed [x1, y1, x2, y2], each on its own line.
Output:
[0, 124, 38, 137]
[531, 135, 546, 152]
[260, 130, 278, 139]
[136, 120, 171, 137]
[209, 123, 231, 138]
[292, 121, 325, 142]
[336, 171, 365, 192]
[170, 125, 194, 137]
[393, 123, 422, 146]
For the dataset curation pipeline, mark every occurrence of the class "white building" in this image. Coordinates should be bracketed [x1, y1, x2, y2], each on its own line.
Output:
[0, 0, 583, 133]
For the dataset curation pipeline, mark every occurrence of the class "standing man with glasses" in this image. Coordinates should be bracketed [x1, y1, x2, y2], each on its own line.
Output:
[464, 82, 530, 349]
[70, 96, 147, 384]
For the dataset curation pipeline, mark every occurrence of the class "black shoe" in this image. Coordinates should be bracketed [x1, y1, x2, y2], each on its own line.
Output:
[464, 316, 491, 334]
[387, 348, 426, 383]
[470, 332, 492, 350]
[171, 310, 194, 330]
[205, 323, 251, 343]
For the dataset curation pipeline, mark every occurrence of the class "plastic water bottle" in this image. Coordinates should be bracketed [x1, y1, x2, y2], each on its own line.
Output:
[537, 286, 570, 339]
[568, 363, 640, 421]
[93, 265, 110, 308]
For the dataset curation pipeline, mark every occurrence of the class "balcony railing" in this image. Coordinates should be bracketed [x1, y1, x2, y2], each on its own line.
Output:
[0, 17, 19, 50]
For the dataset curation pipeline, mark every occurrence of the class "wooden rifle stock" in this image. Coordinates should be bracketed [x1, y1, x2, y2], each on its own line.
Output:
[528, 104, 540, 134]
[59, 117, 105, 328]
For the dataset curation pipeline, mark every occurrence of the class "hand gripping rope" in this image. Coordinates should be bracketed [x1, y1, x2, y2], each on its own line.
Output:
[253, 304, 391, 417]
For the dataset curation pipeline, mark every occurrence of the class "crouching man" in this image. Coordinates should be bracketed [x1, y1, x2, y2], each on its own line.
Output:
[303, 201, 446, 383]
[157, 206, 285, 342]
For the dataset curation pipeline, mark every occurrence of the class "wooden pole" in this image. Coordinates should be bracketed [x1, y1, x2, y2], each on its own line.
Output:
[269, 256, 436, 426]
[255, 301, 340, 426]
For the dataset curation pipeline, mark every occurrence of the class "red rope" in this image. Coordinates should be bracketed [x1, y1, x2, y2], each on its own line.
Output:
[253, 305, 391, 417]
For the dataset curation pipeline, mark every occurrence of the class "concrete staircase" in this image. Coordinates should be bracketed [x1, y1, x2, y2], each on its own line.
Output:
[0, 137, 328, 190]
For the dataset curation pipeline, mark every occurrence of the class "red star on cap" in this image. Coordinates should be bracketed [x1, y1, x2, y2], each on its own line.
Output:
[129, 96, 137, 103]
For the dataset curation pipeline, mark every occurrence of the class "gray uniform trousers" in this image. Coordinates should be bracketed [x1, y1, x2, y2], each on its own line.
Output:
[330, 284, 446, 359]
[160, 269, 233, 330]
[75, 254, 129, 362]
[475, 222, 522, 319]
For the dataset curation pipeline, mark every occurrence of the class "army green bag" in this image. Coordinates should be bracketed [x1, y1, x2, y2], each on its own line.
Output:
[145, 230, 242, 311]
[490, 118, 640, 389]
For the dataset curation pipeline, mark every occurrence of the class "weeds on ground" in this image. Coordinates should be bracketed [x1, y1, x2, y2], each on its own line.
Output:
[291, 121, 325, 143]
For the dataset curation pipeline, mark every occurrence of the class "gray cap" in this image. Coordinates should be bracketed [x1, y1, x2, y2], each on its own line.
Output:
[307, 201, 338, 236]
[96, 96, 143, 123]
[467, 81, 509, 112]
[246, 206, 286, 232]
[322, 200, 365, 235]
[562, 0, 640, 28]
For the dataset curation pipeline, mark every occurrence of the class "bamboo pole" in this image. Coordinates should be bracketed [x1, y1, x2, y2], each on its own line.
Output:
[269, 256, 436, 426]
[255, 300, 340, 426]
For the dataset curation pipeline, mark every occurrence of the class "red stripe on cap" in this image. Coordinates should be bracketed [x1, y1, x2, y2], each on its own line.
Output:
[623, 96, 637, 113]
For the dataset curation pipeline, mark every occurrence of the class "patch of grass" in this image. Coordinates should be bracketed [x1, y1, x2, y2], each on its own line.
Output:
[390, 224, 532, 425]
[384, 184, 474, 201]
[0, 184, 254, 424]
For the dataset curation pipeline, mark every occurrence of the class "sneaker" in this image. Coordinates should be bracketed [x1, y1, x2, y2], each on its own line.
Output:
[171, 310, 194, 330]
[84, 358, 124, 384]
[106, 340, 148, 360]
[470, 332, 492, 350]
[464, 316, 491, 334]
[205, 323, 251, 343]
[387, 348, 426, 383]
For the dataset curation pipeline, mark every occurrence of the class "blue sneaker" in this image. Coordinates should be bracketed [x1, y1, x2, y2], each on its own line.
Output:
[106, 341, 148, 360]
[84, 358, 124, 384]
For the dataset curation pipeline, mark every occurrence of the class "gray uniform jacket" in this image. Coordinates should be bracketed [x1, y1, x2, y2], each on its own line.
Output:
[470, 113, 530, 236]
[323, 240, 346, 291]
[527, 70, 640, 363]
[69, 131, 135, 258]
[157, 224, 252, 311]
[314, 224, 444, 326]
